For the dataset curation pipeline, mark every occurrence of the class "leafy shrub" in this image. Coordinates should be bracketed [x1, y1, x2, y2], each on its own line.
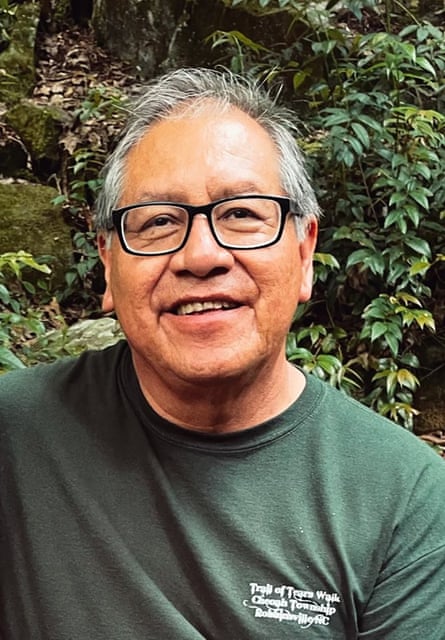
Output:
[212, 0, 445, 428]
[0, 0, 17, 51]
[52, 86, 125, 312]
[0, 251, 62, 372]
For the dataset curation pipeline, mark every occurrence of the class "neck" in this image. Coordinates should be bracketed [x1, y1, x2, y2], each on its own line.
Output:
[132, 354, 306, 434]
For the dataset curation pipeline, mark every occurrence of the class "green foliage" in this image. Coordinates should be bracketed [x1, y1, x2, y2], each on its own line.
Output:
[74, 85, 126, 123]
[51, 146, 103, 310]
[0, 0, 17, 49]
[52, 98, 116, 308]
[211, 0, 445, 429]
[4, 1, 443, 436]
[209, 30, 272, 74]
[1, 84, 126, 370]
[0, 251, 56, 372]
[51, 85, 128, 305]
[53, 148, 104, 213]
[60, 230, 100, 305]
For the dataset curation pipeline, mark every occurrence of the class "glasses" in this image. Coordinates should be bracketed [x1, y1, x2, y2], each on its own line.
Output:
[112, 195, 301, 256]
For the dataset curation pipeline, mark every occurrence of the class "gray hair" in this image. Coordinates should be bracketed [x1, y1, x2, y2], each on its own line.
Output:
[94, 67, 321, 237]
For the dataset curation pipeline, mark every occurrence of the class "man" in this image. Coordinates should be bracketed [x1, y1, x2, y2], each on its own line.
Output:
[0, 68, 444, 639]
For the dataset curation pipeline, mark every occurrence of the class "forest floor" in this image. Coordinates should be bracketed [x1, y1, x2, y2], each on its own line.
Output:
[33, 24, 141, 217]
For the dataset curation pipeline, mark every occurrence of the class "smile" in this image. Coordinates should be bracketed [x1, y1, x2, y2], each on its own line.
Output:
[175, 300, 238, 316]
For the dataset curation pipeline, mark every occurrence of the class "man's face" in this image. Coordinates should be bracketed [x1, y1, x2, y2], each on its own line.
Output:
[99, 106, 317, 387]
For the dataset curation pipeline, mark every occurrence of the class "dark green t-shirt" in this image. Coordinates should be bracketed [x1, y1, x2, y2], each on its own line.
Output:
[1, 342, 444, 639]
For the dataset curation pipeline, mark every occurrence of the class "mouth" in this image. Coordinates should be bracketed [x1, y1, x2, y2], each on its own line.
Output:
[173, 300, 240, 316]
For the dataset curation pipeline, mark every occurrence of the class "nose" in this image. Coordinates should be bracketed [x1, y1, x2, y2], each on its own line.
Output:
[169, 214, 235, 277]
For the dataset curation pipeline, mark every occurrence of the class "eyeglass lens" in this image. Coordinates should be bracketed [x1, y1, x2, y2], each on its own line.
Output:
[121, 198, 282, 254]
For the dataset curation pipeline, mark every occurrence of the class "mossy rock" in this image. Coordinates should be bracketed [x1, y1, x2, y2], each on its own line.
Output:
[0, 182, 72, 290]
[0, 2, 40, 105]
[5, 101, 66, 180]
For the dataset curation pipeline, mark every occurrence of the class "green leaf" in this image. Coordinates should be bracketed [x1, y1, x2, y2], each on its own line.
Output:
[347, 249, 385, 276]
[346, 135, 363, 156]
[416, 57, 437, 77]
[292, 71, 308, 90]
[412, 311, 435, 331]
[409, 190, 430, 210]
[385, 333, 400, 358]
[403, 236, 432, 258]
[409, 260, 431, 276]
[388, 192, 406, 206]
[385, 370, 397, 397]
[0, 347, 26, 370]
[22, 281, 36, 294]
[400, 353, 420, 368]
[315, 354, 342, 375]
[51, 194, 68, 206]
[351, 122, 370, 148]
[405, 205, 420, 227]
[341, 148, 355, 167]
[413, 163, 431, 181]
[323, 111, 351, 127]
[314, 252, 340, 269]
[65, 271, 78, 287]
[312, 40, 337, 56]
[370, 322, 388, 342]
[287, 347, 313, 362]
[384, 209, 406, 231]
[346, 248, 372, 268]
[395, 292, 422, 306]
[396, 369, 419, 391]
[0, 283, 10, 304]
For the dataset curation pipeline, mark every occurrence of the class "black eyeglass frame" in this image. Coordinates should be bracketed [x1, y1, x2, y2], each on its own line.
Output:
[111, 194, 302, 256]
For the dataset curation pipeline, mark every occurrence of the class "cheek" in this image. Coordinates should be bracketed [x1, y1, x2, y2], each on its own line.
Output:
[108, 254, 172, 317]
[108, 259, 151, 312]
[253, 255, 302, 326]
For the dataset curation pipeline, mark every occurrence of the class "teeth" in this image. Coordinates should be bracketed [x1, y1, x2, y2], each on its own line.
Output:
[176, 300, 236, 316]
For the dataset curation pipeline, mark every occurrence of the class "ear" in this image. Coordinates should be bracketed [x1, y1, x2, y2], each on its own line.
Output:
[298, 218, 318, 302]
[97, 232, 115, 313]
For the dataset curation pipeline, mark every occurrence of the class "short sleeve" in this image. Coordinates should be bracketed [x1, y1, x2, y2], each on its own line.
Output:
[359, 459, 445, 638]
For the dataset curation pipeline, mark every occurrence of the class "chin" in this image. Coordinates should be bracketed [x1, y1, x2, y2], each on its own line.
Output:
[176, 362, 246, 384]
[171, 351, 268, 387]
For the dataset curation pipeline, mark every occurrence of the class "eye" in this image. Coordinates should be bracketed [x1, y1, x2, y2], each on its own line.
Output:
[142, 214, 179, 229]
[124, 207, 186, 235]
[221, 207, 262, 221]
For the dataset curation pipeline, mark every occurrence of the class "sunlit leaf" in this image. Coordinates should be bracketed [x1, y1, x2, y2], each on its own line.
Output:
[314, 252, 340, 269]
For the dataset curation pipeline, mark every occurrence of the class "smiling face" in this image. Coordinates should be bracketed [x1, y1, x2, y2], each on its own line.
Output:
[99, 104, 317, 398]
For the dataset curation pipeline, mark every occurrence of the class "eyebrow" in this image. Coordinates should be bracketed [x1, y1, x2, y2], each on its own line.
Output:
[132, 183, 269, 204]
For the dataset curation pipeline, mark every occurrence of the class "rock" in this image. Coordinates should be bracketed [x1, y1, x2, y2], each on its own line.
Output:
[0, 181, 72, 289]
[0, 2, 40, 105]
[92, 0, 186, 77]
[42, 317, 124, 355]
[5, 100, 67, 180]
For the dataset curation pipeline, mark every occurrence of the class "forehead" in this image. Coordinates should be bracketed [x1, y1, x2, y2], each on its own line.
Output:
[121, 105, 283, 204]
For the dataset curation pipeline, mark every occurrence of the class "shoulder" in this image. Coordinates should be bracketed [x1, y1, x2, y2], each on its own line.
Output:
[0, 340, 129, 416]
[302, 372, 445, 476]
